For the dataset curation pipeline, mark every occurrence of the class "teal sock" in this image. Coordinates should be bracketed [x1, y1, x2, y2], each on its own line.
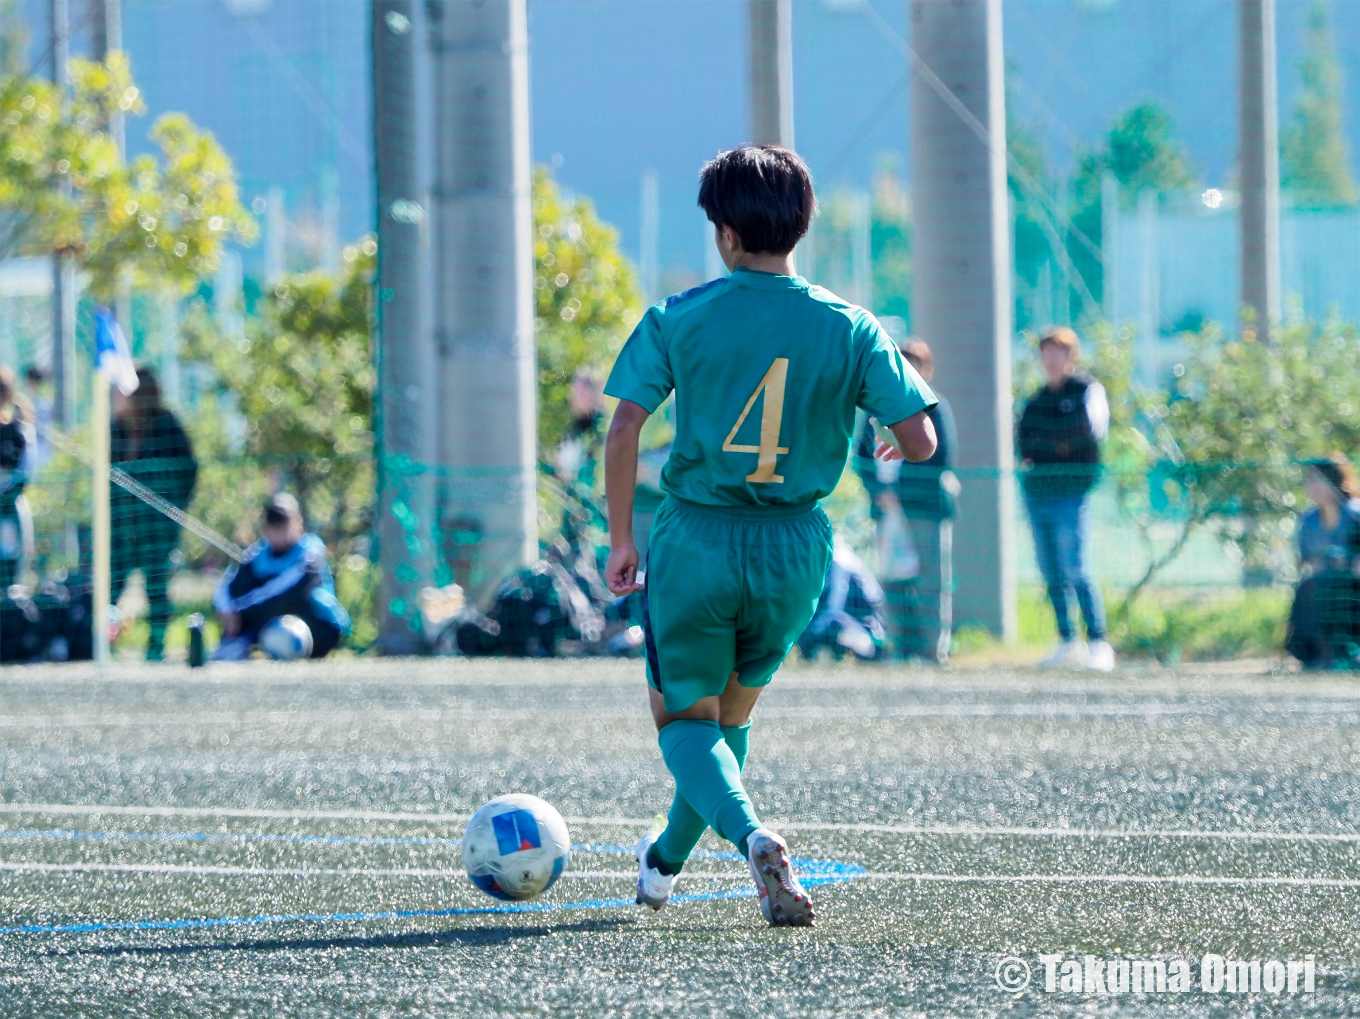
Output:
[655, 720, 761, 863]
[654, 723, 752, 872]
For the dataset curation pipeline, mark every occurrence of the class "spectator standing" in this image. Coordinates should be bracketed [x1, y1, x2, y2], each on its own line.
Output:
[855, 338, 957, 662]
[22, 365, 52, 473]
[1286, 455, 1360, 668]
[213, 493, 351, 660]
[1017, 327, 1115, 672]
[0, 367, 34, 588]
[110, 366, 197, 661]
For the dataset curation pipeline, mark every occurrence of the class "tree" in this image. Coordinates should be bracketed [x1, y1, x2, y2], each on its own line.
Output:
[1281, 1, 1359, 210]
[1068, 101, 1196, 315]
[180, 242, 376, 560]
[533, 167, 641, 452]
[870, 164, 910, 324]
[0, 53, 253, 299]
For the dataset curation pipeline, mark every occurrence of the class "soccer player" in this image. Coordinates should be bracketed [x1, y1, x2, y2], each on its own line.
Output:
[603, 145, 938, 926]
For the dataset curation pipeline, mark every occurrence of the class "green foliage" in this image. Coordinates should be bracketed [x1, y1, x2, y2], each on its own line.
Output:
[870, 170, 910, 323]
[1075, 102, 1196, 206]
[533, 167, 641, 451]
[181, 243, 376, 560]
[1145, 318, 1360, 577]
[1064, 102, 1197, 315]
[1281, 1, 1359, 210]
[0, 54, 253, 300]
[1109, 587, 1290, 663]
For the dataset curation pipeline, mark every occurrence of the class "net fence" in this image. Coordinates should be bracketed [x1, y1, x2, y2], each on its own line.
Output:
[1, 428, 1351, 667]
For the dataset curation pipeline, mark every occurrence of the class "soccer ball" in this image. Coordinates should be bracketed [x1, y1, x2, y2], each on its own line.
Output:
[260, 614, 313, 660]
[462, 794, 571, 901]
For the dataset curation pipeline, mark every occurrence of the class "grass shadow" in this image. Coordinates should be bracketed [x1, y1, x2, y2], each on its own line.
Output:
[46, 916, 636, 958]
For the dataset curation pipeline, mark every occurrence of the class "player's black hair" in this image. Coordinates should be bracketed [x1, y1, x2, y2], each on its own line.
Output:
[697, 145, 816, 256]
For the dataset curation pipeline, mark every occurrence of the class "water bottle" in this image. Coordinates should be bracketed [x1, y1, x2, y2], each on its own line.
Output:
[187, 613, 205, 668]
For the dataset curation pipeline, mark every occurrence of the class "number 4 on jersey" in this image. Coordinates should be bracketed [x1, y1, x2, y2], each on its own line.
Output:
[722, 357, 790, 483]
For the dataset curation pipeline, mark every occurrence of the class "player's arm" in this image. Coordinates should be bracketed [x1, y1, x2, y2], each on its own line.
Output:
[603, 399, 651, 596]
[875, 410, 938, 464]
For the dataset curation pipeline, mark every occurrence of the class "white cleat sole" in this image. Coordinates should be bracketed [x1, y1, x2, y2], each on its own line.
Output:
[748, 832, 815, 927]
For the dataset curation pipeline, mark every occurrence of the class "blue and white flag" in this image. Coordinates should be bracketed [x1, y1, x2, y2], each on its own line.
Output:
[94, 307, 139, 396]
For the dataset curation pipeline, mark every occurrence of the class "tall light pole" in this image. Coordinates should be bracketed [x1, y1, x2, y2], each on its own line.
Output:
[749, 0, 793, 146]
[373, 0, 437, 651]
[49, 0, 75, 429]
[1239, 0, 1280, 338]
[909, 0, 1015, 640]
[428, 0, 537, 607]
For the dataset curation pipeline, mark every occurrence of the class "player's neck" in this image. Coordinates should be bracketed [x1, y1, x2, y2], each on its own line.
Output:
[730, 250, 797, 277]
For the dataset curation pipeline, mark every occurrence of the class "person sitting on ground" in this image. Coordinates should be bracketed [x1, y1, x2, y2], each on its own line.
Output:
[1286, 454, 1360, 669]
[212, 493, 351, 660]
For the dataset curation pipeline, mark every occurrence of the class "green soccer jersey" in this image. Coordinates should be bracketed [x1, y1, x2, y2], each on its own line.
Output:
[605, 268, 937, 508]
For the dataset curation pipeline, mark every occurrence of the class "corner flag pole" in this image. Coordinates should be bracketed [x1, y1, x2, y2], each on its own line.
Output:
[92, 367, 111, 666]
[92, 306, 137, 668]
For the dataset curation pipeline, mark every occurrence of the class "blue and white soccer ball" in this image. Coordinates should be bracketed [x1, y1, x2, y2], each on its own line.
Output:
[260, 614, 313, 661]
[462, 793, 571, 901]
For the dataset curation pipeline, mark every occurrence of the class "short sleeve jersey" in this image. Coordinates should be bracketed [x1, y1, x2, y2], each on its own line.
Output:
[605, 268, 936, 508]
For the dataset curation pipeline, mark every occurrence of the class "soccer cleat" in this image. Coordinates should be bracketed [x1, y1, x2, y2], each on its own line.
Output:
[1087, 639, 1116, 672]
[746, 828, 814, 927]
[1041, 640, 1088, 669]
[634, 820, 677, 911]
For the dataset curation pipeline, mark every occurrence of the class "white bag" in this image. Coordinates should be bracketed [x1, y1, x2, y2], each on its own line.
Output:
[875, 500, 919, 581]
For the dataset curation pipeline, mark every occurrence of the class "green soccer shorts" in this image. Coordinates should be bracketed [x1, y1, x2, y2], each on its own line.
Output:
[641, 497, 834, 713]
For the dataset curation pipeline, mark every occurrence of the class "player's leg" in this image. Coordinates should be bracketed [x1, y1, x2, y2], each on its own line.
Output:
[725, 505, 833, 926]
[648, 677, 753, 875]
[636, 503, 763, 907]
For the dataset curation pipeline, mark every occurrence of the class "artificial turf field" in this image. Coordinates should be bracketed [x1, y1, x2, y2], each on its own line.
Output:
[0, 657, 1357, 1016]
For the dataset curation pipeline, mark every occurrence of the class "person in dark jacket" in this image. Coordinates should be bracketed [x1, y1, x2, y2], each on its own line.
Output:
[0, 366, 34, 589]
[1017, 327, 1114, 672]
[854, 338, 957, 662]
[212, 493, 351, 660]
[110, 366, 197, 661]
[1286, 455, 1360, 668]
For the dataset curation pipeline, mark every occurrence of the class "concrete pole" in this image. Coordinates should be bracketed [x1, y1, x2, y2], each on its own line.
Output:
[93, 0, 124, 155]
[50, 0, 76, 429]
[909, 0, 1015, 640]
[372, 0, 438, 652]
[428, 0, 537, 607]
[750, 0, 793, 147]
[1239, 0, 1280, 339]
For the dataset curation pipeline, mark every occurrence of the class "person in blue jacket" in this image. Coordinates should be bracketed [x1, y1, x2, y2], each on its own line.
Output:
[212, 493, 350, 660]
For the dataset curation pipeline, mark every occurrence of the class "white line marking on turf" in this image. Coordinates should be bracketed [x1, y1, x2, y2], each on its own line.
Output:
[4, 700, 1360, 728]
[1, 860, 1355, 890]
[0, 861, 724, 881]
[0, 803, 475, 824]
[861, 872, 1360, 888]
[4, 804, 1360, 844]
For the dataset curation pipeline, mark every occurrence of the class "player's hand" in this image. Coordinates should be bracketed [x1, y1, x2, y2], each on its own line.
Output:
[220, 611, 241, 637]
[605, 543, 643, 596]
[874, 440, 904, 462]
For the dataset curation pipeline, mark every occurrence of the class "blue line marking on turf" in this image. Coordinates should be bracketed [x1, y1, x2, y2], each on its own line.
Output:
[0, 827, 867, 937]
